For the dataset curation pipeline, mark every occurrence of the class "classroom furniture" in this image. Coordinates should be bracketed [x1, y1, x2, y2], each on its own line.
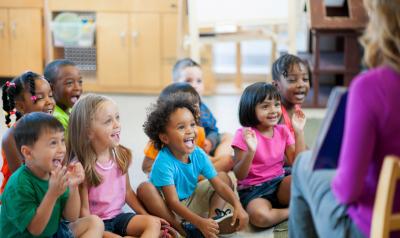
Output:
[46, 0, 180, 93]
[0, 0, 43, 77]
[371, 155, 400, 238]
[307, 0, 368, 107]
[182, 0, 300, 89]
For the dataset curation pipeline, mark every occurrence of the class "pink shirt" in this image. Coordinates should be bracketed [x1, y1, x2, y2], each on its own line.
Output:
[232, 125, 294, 188]
[88, 159, 126, 220]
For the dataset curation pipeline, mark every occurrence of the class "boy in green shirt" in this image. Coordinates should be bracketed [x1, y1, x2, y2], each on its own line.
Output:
[0, 112, 103, 238]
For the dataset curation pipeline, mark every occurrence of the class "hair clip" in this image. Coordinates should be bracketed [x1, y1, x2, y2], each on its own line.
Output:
[5, 81, 16, 88]
[30, 95, 37, 101]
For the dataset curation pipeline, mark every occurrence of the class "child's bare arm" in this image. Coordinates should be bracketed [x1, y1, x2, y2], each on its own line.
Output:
[125, 173, 148, 215]
[2, 128, 23, 172]
[63, 162, 85, 221]
[209, 177, 249, 231]
[79, 181, 91, 217]
[233, 128, 257, 180]
[142, 156, 154, 174]
[27, 166, 68, 236]
[286, 110, 307, 164]
[162, 185, 219, 237]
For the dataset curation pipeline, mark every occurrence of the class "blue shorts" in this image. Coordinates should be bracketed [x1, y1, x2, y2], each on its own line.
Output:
[52, 220, 74, 238]
[238, 175, 286, 209]
[104, 212, 135, 236]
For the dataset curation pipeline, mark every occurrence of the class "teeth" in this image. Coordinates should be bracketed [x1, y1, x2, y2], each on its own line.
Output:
[184, 138, 194, 148]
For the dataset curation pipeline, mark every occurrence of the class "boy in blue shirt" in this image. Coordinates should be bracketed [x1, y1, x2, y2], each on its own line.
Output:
[0, 112, 104, 238]
[139, 93, 248, 237]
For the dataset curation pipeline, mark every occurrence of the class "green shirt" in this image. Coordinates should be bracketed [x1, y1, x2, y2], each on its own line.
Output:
[0, 165, 69, 238]
[53, 105, 70, 131]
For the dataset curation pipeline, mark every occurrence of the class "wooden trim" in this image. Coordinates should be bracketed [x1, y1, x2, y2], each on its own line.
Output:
[0, 0, 43, 8]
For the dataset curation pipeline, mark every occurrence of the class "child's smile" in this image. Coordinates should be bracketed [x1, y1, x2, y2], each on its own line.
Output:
[255, 98, 282, 129]
[161, 107, 198, 161]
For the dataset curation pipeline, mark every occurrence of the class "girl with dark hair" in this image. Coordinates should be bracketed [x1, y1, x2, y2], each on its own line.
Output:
[232, 82, 306, 228]
[1, 71, 55, 192]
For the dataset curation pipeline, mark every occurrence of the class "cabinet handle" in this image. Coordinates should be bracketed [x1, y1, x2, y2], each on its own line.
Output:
[131, 31, 139, 41]
[10, 21, 16, 37]
[0, 21, 4, 36]
[170, 3, 177, 8]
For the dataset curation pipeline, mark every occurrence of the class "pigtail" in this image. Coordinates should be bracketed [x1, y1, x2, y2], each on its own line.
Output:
[26, 71, 37, 103]
[2, 83, 12, 127]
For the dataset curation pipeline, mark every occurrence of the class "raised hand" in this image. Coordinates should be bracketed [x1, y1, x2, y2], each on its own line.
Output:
[292, 109, 306, 132]
[66, 161, 85, 187]
[243, 127, 257, 152]
[48, 166, 68, 198]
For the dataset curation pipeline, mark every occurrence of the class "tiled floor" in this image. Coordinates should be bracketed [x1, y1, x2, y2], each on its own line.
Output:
[0, 93, 325, 237]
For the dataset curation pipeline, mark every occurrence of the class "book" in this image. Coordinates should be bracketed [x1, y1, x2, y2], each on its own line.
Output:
[311, 87, 348, 170]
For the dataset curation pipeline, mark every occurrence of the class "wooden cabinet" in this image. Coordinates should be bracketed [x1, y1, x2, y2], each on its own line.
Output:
[47, 0, 178, 93]
[0, 6, 43, 77]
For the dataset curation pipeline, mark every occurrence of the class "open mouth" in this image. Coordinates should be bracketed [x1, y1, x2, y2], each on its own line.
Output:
[294, 92, 306, 101]
[71, 95, 80, 104]
[111, 131, 121, 141]
[52, 158, 63, 167]
[183, 137, 195, 148]
[44, 107, 54, 114]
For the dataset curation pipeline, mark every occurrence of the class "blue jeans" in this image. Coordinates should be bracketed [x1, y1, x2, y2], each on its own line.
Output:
[289, 151, 365, 238]
[52, 220, 74, 238]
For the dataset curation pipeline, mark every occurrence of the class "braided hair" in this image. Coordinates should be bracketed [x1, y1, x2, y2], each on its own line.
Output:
[2, 71, 40, 127]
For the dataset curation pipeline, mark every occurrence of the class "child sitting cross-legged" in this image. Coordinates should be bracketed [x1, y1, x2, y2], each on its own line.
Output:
[0, 112, 104, 238]
[138, 92, 248, 238]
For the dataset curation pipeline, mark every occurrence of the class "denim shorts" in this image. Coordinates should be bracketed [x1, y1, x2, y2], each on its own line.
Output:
[104, 212, 135, 236]
[52, 220, 74, 238]
[238, 175, 286, 209]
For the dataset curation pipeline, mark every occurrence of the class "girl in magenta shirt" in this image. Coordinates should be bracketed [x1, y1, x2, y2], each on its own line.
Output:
[232, 82, 306, 228]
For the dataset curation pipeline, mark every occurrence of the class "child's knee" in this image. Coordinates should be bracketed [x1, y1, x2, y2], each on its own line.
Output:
[137, 181, 157, 196]
[144, 216, 161, 230]
[87, 215, 104, 230]
[217, 172, 233, 189]
[249, 210, 269, 227]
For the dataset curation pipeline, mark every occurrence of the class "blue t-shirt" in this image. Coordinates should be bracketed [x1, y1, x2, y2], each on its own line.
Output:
[200, 102, 219, 149]
[150, 146, 217, 200]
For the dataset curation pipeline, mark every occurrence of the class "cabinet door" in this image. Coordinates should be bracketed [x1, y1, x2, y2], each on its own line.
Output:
[0, 9, 11, 76]
[9, 9, 42, 75]
[97, 13, 130, 87]
[130, 13, 161, 88]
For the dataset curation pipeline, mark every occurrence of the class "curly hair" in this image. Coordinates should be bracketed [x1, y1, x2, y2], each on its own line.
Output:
[361, 0, 400, 72]
[2, 71, 41, 127]
[143, 93, 200, 150]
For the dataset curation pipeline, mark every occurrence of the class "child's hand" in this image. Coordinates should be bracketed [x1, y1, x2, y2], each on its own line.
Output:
[231, 205, 249, 231]
[203, 139, 213, 154]
[66, 161, 85, 187]
[292, 109, 306, 132]
[48, 166, 69, 198]
[197, 218, 219, 238]
[243, 128, 257, 152]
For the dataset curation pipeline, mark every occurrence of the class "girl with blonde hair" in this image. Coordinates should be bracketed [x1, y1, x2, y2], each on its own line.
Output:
[289, 0, 400, 237]
[68, 94, 176, 238]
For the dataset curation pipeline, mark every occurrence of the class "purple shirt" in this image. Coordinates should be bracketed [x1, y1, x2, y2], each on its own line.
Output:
[332, 66, 400, 237]
[232, 125, 294, 188]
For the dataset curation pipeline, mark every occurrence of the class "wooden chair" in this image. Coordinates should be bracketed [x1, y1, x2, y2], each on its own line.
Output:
[371, 155, 400, 238]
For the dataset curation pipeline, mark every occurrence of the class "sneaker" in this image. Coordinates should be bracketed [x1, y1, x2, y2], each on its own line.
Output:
[181, 220, 204, 238]
[212, 208, 237, 235]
